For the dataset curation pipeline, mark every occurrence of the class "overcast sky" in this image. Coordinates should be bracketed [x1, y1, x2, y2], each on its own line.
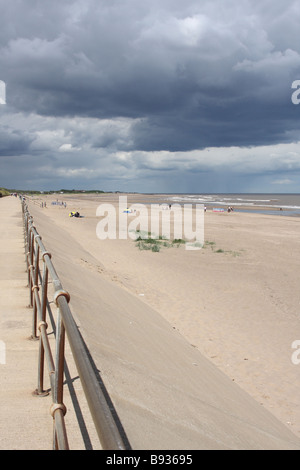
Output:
[1, 0, 300, 193]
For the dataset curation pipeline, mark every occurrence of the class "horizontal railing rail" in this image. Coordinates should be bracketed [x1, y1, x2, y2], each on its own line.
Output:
[22, 201, 128, 450]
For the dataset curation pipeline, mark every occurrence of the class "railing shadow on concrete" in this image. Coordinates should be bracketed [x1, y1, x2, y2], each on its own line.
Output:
[22, 201, 130, 450]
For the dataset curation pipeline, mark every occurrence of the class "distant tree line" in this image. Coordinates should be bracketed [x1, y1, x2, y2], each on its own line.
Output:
[0, 188, 107, 196]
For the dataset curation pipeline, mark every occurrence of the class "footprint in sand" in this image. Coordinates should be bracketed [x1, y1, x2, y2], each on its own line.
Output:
[79, 258, 104, 274]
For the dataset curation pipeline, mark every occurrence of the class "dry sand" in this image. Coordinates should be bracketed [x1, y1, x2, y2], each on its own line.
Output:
[25, 192, 300, 449]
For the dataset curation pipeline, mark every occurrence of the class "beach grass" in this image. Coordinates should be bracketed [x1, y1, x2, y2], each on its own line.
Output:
[204, 240, 242, 256]
[133, 230, 187, 252]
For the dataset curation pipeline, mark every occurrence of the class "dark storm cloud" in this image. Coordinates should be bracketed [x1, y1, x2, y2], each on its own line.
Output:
[0, 125, 33, 156]
[1, 0, 300, 191]
[2, 1, 300, 123]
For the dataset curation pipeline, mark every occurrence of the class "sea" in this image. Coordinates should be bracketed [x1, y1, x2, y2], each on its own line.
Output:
[164, 193, 300, 217]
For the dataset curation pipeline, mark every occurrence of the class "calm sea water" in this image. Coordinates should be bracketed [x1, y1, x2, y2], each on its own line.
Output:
[165, 194, 300, 217]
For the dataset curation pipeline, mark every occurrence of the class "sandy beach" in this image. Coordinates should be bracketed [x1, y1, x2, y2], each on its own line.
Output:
[26, 192, 300, 447]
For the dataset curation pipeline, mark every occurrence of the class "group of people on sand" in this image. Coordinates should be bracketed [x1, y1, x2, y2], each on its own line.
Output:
[227, 206, 234, 213]
[41, 200, 67, 208]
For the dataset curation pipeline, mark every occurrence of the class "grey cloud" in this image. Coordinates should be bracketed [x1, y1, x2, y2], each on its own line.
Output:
[0, 126, 34, 156]
[1, 0, 300, 191]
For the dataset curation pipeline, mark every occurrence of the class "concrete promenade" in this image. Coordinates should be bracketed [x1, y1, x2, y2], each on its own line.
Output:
[0, 196, 53, 449]
[0, 196, 100, 450]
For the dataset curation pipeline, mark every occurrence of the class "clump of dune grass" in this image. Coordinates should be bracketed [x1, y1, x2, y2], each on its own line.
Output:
[133, 230, 187, 252]
[204, 240, 242, 256]
[204, 240, 216, 249]
[172, 238, 186, 247]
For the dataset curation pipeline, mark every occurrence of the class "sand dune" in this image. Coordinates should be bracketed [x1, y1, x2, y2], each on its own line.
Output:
[25, 193, 300, 449]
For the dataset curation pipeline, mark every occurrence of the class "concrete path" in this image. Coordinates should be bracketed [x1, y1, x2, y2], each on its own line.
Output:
[0, 197, 101, 450]
[0, 196, 53, 449]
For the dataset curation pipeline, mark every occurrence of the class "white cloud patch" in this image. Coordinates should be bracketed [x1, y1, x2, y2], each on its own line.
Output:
[272, 178, 294, 185]
[59, 143, 81, 152]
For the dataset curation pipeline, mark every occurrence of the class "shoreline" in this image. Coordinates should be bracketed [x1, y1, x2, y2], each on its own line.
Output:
[29, 191, 300, 216]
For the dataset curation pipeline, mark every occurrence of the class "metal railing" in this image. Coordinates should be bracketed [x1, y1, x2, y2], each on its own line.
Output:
[22, 201, 128, 450]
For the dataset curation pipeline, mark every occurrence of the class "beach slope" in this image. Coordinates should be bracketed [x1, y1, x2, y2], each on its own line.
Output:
[25, 195, 300, 450]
